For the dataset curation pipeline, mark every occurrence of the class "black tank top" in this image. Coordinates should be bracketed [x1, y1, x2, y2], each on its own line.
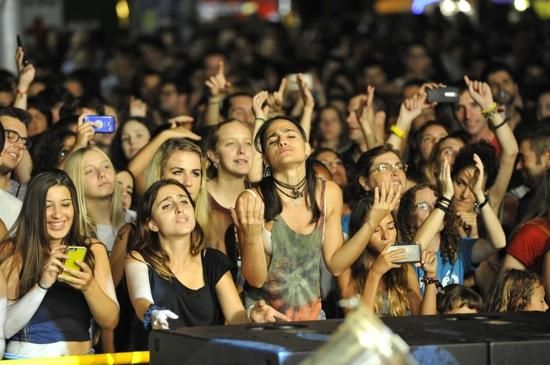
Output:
[127, 248, 233, 351]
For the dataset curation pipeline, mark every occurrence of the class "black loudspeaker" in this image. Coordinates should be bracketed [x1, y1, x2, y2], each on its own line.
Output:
[149, 312, 550, 365]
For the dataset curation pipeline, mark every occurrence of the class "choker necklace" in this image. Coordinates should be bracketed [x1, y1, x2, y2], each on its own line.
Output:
[273, 176, 306, 200]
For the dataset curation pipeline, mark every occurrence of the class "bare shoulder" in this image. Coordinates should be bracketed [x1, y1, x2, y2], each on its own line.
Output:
[324, 180, 342, 197]
[126, 250, 146, 264]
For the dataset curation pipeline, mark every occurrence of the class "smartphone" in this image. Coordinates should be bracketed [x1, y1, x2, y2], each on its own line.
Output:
[286, 73, 313, 92]
[427, 87, 459, 103]
[83, 115, 116, 133]
[16, 35, 29, 65]
[387, 244, 422, 264]
[60, 246, 88, 279]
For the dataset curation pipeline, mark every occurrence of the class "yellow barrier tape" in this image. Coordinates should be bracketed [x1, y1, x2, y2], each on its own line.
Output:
[0, 351, 150, 364]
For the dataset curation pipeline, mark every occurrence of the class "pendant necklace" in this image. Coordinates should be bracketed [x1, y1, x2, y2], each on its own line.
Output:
[273, 176, 306, 205]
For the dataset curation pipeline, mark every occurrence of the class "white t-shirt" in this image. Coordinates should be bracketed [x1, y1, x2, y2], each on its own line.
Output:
[0, 189, 22, 230]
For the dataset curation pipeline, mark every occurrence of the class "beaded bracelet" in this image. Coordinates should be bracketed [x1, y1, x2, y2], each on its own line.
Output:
[421, 276, 444, 293]
[143, 304, 166, 330]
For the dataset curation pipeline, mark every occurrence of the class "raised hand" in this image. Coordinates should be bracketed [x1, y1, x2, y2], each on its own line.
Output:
[249, 300, 291, 323]
[164, 116, 201, 141]
[252, 91, 270, 121]
[231, 190, 264, 241]
[366, 183, 401, 229]
[267, 78, 287, 114]
[297, 74, 314, 109]
[39, 245, 67, 289]
[129, 96, 147, 117]
[470, 153, 486, 199]
[205, 61, 231, 97]
[420, 250, 437, 277]
[74, 111, 96, 149]
[16, 46, 35, 92]
[464, 76, 494, 110]
[398, 91, 427, 123]
[358, 85, 376, 133]
[151, 309, 179, 330]
[437, 158, 454, 200]
[371, 245, 406, 277]
[59, 259, 94, 292]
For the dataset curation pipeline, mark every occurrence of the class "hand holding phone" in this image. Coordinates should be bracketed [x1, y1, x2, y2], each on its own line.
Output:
[386, 244, 422, 264]
[427, 87, 459, 104]
[83, 115, 116, 133]
[16, 35, 30, 66]
[285, 73, 313, 92]
[59, 246, 87, 280]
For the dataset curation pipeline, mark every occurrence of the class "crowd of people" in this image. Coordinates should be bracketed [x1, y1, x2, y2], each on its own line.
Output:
[0, 7, 549, 358]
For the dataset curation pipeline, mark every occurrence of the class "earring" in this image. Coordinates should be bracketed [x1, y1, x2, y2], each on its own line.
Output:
[213, 162, 219, 169]
[263, 165, 272, 177]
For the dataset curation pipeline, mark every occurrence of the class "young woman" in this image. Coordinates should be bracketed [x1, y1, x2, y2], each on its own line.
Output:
[399, 156, 506, 290]
[110, 117, 153, 170]
[354, 144, 409, 201]
[205, 119, 254, 256]
[425, 135, 467, 185]
[63, 146, 130, 253]
[338, 192, 438, 316]
[485, 269, 548, 312]
[406, 121, 449, 183]
[311, 106, 350, 153]
[125, 180, 288, 350]
[0, 170, 118, 358]
[233, 116, 391, 321]
[116, 170, 135, 211]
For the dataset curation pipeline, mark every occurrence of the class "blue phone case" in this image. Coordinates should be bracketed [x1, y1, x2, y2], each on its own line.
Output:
[83, 115, 115, 133]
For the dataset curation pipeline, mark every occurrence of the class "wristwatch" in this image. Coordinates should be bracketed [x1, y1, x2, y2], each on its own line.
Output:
[474, 195, 489, 213]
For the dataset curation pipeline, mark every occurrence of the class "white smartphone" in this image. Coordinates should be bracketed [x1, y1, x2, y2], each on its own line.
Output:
[387, 244, 422, 264]
[286, 73, 313, 92]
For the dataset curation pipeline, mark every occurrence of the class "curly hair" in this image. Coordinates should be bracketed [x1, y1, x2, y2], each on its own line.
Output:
[397, 183, 462, 264]
[451, 140, 498, 190]
[484, 269, 544, 312]
[348, 193, 411, 316]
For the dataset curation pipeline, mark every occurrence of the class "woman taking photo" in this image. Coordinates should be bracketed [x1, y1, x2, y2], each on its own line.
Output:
[233, 116, 391, 321]
[125, 180, 288, 350]
[0, 170, 118, 358]
[338, 191, 438, 316]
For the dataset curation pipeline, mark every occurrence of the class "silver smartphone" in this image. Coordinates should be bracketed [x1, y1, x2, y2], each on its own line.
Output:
[387, 244, 422, 264]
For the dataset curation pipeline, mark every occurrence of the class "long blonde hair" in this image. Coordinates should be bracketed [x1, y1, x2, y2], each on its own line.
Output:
[144, 138, 210, 232]
[64, 146, 125, 238]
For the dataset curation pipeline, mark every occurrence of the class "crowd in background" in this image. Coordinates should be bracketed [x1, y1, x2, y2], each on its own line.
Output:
[0, 6, 549, 358]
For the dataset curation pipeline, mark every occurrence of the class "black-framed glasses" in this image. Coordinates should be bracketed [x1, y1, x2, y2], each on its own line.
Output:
[4, 129, 31, 149]
[370, 162, 408, 174]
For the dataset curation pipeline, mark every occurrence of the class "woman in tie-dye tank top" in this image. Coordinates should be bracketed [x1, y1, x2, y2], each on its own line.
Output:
[232, 116, 389, 321]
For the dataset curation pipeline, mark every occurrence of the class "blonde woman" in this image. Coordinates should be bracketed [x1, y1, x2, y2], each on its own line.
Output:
[63, 146, 132, 253]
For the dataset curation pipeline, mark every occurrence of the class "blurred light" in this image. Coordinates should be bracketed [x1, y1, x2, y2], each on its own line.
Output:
[457, 0, 473, 13]
[241, 2, 258, 15]
[514, 0, 530, 11]
[411, 0, 440, 14]
[279, 0, 291, 16]
[116, 0, 130, 27]
[440, 0, 457, 16]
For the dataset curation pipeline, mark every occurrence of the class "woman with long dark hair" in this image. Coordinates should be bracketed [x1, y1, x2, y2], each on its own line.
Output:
[0, 170, 118, 358]
[233, 116, 393, 320]
[125, 180, 288, 350]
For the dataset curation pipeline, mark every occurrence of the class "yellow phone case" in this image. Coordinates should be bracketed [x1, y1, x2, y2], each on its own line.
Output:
[60, 246, 87, 278]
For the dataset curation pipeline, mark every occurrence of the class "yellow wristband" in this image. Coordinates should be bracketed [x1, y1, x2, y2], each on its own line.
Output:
[481, 102, 498, 115]
[390, 125, 406, 139]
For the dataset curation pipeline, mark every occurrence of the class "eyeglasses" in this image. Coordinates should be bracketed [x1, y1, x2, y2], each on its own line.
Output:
[415, 201, 435, 211]
[4, 129, 31, 149]
[370, 162, 407, 174]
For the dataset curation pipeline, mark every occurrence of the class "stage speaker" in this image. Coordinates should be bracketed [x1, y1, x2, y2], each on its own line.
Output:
[149, 312, 550, 365]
